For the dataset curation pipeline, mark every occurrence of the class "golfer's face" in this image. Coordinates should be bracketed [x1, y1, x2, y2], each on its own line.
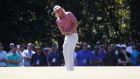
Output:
[55, 8, 63, 17]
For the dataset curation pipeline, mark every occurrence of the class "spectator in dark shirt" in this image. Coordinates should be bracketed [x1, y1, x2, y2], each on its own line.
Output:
[43, 48, 49, 66]
[48, 45, 64, 66]
[74, 45, 80, 66]
[31, 46, 47, 66]
[103, 45, 117, 66]
[92, 47, 103, 66]
[92, 45, 107, 66]
[76, 42, 93, 66]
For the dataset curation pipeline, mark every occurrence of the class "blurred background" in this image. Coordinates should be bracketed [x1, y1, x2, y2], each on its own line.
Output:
[0, 0, 140, 67]
[0, 0, 140, 50]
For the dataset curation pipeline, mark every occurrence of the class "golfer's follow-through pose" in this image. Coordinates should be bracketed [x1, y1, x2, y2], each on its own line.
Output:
[53, 5, 78, 71]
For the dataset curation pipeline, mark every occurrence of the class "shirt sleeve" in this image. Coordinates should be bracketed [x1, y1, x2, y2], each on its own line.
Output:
[68, 12, 77, 23]
[22, 51, 26, 57]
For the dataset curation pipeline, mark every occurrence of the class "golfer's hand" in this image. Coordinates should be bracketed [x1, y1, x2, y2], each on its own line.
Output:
[68, 32, 73, 35]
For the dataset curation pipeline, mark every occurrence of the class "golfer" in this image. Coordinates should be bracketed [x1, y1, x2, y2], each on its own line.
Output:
[53, 5, 78, 71]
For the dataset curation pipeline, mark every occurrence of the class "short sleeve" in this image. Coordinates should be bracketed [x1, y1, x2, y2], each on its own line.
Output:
[22, 50, 27, 57]
[68, 12, 77, 23]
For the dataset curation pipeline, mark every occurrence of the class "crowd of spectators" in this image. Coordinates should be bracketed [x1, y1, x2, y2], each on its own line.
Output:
[0, 41, 140, 67]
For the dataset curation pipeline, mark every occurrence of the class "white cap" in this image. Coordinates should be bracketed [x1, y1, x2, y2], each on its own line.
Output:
[53, 5, 61, 12]
[120, 44, 127, 48]
[16, 45, 20, 48]
[10, 43, 15, 46]
[87, 45, 91, 48]
[116, 44, 121, 47]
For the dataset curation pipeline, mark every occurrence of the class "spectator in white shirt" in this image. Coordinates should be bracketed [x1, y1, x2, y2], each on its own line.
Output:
[22, 43, 35, 66]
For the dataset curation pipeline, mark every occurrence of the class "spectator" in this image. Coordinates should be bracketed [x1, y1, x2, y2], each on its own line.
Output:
[118, 44, 131, 66]
[8, 43, 15, 54]
[73, 45, 80, 66]
[103, 45, 117, 66]
[137, 44, 140, 65]
[115, 44, 121, 56]
[126, 42, 133, 54]
[22, 43, 35, 66]
[98, 45, 107, 62]
[31, 46, 47, 66]
[76, 42, 93, 66]
[48, 45, 64, 66]
[20, 44, 26, 52]
[20, 44, 26, 66]
[16, 45, 24, 67]
[131, 45, 140, 66]
[43, 48, 49, 66]
[0, 43, 7, 67]
[6, 46, 21, 67]
[92, 47, 103, 66]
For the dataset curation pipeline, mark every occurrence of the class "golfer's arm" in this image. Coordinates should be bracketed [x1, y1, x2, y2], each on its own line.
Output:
[58, 26, 67, 35]
[71, 20, 78, 33]
[69, 12, 78, 33]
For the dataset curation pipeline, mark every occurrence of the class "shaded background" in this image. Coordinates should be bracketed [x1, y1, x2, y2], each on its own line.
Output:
[0, 0, 140, 50]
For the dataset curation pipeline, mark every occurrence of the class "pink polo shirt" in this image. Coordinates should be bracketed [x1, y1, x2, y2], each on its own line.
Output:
[56, 12, 77, 32]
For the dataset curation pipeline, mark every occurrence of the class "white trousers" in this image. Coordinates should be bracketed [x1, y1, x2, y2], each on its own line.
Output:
[63, 33, 78, 71]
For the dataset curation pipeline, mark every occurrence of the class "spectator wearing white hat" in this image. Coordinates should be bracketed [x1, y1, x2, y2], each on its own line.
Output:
[118, 44, 131, 66]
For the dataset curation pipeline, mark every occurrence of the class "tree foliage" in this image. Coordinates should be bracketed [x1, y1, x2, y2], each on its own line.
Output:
[0, 0, 139, 50]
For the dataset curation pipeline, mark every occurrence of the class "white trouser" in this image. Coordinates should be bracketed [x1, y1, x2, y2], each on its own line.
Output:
[63, 33, 78, 71]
